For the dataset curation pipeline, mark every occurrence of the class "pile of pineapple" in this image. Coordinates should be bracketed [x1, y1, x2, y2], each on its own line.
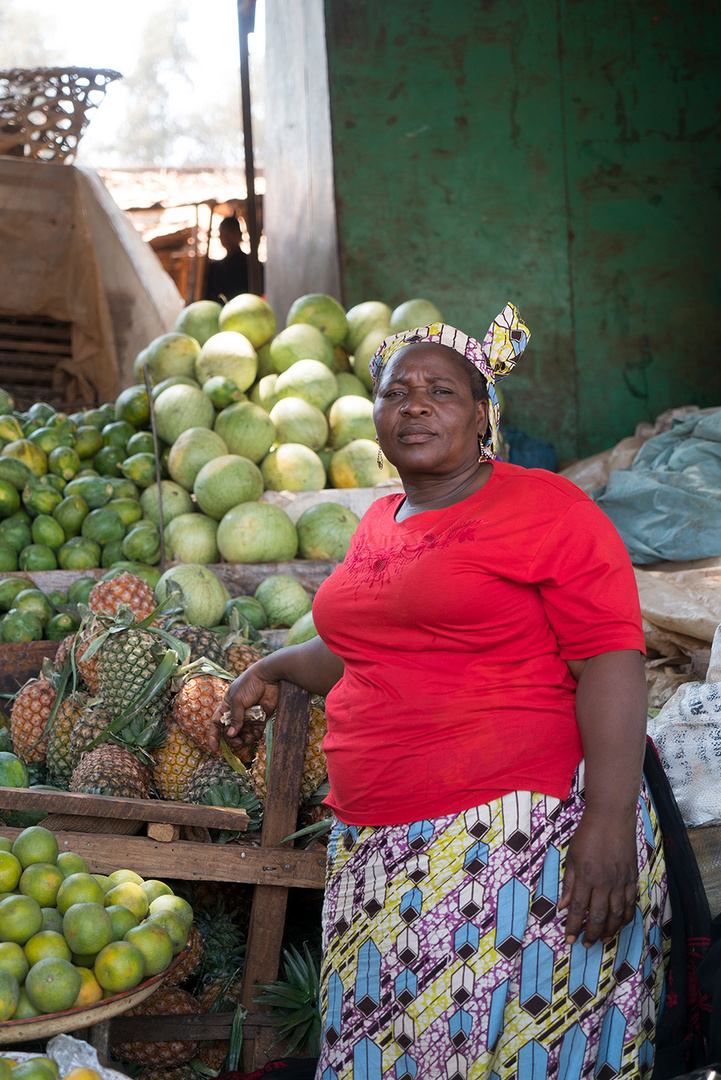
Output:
[6, 571, 330, 841]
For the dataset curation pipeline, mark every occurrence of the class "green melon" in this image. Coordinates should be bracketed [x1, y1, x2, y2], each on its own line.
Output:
[334, 372, 371, 400]
[225, 595, 267, 630]
[286, 294, 348, 346]
[195, 331, 258, 393]
[173, 301, 222, 346]
[155, 564, 231, 628]
[218, 294, 277, 349]
[193, 454, 264, 520]
[154, 384, 215, 445]
[164, 513, 219, 565]
[137, 333, 201, 384]
[343, 301, 393, 354]
[249, 374, 279, 413]
[254, 575, 312, 629]
[139, 481, 194, 528]
[350, 328, 390, 391]
[167, 428, 228, 492]
[269, 324, 335, 373]
[296, 501, 361, 560]
[269, 398, 328, 451]
[274, 360, 338, 413]
[217, 502, 298, 564]
[213, 401, 276, 463]
[389, 298, 443, 333]
[261, 445, 326, 492]
[284, 610, 318, 646]
[327, 396, 376, 448]
[151, 376, 201, 401]
[329, 438, 393, 487]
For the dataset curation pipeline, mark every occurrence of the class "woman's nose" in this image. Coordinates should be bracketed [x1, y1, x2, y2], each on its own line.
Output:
[400, 392, 430, 414]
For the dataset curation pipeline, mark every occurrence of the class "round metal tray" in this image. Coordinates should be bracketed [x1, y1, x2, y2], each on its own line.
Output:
[0, 945, 188, 1044]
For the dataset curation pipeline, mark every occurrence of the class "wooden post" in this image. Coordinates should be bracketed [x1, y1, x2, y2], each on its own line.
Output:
[240, 680, 312, 1070]
[236, 0, 262, 296]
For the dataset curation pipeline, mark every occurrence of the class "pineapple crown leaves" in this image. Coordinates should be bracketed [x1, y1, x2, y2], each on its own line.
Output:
[174, 656, 235, 687]
[78, 597, 191, 666]
[253, 941, 321, 1057]
[222, 1002, 247, 1076]
[281, 816, 333, 848]
[220, 607, 268, 649]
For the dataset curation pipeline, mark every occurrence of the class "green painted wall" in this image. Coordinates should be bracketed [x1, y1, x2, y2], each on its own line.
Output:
[323, 0, 720, 462]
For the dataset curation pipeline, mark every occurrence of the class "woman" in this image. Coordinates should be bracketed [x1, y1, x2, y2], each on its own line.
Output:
[210, 304, 669, 1080]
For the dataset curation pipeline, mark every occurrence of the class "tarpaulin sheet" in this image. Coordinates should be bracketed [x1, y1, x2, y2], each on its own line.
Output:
[594, 410, 721, 565]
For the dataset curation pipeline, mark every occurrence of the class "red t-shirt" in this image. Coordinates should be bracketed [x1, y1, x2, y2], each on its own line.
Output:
[311, 462, 645, 826]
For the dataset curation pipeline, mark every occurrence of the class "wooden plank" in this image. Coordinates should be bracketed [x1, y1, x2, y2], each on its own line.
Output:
[213, 561, 339, 596]
[0, 787, 250, 830]
[0, 829, 327, 888]
[146, 823, 181, 841]
[0, 340, 71, 355]
[0, 640, 60, 694]
[0, 323, 72, 343]
[109, 1009, 275, 1041]
[240, 681, 312, 1071]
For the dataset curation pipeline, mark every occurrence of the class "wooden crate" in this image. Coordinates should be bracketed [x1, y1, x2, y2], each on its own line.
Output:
[0, 682, 325, 1070]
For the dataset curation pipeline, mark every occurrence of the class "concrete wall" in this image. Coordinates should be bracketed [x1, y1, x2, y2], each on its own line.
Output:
[321, 0, 721, 461]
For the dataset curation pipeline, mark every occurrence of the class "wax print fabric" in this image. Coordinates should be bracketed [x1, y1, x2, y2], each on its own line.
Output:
[314, 764, 669, 1080]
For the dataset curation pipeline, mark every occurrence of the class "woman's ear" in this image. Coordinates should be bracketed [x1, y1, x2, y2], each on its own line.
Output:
[476, 399, 489, 438]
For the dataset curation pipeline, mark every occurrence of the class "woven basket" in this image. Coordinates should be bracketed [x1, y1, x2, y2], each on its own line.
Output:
[0, 67, 122, 163]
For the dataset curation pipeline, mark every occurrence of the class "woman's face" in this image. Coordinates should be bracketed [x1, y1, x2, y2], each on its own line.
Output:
[373, 342, 489, 476]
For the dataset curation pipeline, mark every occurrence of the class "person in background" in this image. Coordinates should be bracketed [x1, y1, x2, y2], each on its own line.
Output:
[204, 214, 251, 305]
[210, 304, 670, 1079]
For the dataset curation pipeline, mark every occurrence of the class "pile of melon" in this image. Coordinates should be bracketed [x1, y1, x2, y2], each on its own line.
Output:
[0, 292, 441, 571]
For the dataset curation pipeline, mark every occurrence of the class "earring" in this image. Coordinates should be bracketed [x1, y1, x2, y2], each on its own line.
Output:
[376, 437, 384, 469]
[478, 439, 493, 463]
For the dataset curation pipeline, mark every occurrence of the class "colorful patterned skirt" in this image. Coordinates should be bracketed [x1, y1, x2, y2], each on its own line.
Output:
[314, 764, 670, 1080]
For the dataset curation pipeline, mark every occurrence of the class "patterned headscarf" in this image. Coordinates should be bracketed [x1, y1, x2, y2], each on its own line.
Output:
[369, 302, 531, 458]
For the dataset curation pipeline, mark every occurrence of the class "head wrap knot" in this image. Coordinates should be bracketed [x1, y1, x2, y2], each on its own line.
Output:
[369, 302, 530, 458]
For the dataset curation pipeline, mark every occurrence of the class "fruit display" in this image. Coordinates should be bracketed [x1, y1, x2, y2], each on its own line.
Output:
[2, 572, 331, 844]
[0, 1057, 109, 1080]
[0, 291, 432, 573]
[0, 823, 193, 1020]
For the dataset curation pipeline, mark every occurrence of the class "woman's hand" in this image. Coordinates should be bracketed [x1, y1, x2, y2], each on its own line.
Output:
[558, 808, 638, 946]
[208, 661, 278, 754]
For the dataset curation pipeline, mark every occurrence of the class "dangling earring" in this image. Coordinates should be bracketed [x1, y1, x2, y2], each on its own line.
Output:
[478, 439, 492, 463]
[376, 437, 384, 469]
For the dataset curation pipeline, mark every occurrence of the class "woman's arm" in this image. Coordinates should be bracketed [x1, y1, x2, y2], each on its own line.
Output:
[558, 649, 647, 947]
[208, 635, 344, 753]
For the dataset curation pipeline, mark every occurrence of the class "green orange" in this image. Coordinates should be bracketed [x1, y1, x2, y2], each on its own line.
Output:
[18, 862, 65, 906]
[93, 940, 145, 993]
[56, 873, 105, 914]
[62, 902, 113, 956]
[24, 956, 81, 1013]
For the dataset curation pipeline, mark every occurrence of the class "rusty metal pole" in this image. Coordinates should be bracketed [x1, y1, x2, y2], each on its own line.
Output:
[237, 0, 262, 296]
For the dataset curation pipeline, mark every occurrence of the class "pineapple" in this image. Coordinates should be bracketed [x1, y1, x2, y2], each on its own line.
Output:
[75, 621, 103, 695]
[254, 942, 322, 1056]
[88, 571, 158, 620]
[46, 692, 87, 787]
[10, 676, 55, 764]
[164, 923, 203, 988]
[183, 757, 263, 833]
[69, 744, 152, 798]
[222, 639, 265, 677]
[96, 625, 174, 745]
[53, 633, 75, 674]
[111, 985, 201, 1067]
[168, 625, 225, 666]
[196, 975, 245, 1070]
[250, 702, 327, 805]
[171, 673, 230, 753]
[67, 703, 113, 772]
[152, 720, 212, 801]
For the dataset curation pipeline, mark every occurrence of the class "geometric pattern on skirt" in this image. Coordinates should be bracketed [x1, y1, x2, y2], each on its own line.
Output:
[314, 763, 670, 1080]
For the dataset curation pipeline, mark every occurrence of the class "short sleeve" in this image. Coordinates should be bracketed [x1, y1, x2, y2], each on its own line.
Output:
[525, 498, 645, 659]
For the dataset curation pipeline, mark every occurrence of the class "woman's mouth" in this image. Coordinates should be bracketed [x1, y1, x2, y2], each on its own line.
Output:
[398, 427, 435, 442]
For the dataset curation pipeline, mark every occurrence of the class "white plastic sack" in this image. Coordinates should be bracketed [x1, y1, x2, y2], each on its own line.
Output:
[648, 622, 721, 827]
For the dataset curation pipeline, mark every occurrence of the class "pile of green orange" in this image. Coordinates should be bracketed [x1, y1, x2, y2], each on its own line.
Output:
[0, 1057, 104, 1080]
[0, 825, 192, 1019]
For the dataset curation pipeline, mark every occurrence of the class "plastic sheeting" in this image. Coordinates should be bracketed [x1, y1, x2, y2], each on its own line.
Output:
[594, 409, 721, 565]
[0, 157, 183, 403]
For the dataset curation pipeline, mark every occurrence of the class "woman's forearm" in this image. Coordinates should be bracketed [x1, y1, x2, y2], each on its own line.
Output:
[574, 649, 647, 817]
[258, 634, 344, 697]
